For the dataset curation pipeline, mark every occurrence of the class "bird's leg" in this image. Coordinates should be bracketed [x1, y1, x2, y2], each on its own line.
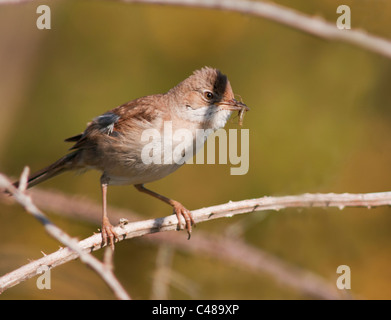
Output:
[134, 184, 195, 239]
[101, 178, 118, 250]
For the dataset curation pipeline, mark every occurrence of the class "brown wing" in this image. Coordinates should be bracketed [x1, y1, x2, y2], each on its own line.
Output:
[64, 95, 162, 151]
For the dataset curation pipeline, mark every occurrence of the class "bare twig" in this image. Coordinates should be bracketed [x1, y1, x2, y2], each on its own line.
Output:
[120, 0, 391, 59]
[0, 169, 131, 300]
[3, 0, 391, 59]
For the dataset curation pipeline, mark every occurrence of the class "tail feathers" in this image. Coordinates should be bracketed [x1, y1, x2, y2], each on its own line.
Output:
[13, 151, 79, 189]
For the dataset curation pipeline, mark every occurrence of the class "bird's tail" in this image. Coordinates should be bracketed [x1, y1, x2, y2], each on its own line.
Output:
[13, 151, 80, 189]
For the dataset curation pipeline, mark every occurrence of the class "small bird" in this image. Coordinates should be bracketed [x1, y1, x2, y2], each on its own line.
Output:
[12, 67, 248, 249]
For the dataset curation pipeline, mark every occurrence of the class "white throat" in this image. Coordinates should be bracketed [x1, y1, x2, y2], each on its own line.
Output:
[178, 105, 232, 131]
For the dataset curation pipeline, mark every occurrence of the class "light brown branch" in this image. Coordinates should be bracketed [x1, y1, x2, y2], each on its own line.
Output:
[112, 0, 391, 59]
[3, 0, 391, 59]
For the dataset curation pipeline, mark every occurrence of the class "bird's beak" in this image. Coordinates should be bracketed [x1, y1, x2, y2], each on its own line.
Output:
[217, 99, 249, 112]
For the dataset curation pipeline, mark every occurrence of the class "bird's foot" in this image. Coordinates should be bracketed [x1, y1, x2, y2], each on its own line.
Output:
[101, 216, 119, 250]
[172, 201, 195, 239]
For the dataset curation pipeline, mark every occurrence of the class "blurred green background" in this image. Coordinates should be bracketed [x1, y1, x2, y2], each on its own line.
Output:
[1, 0, 391, 299]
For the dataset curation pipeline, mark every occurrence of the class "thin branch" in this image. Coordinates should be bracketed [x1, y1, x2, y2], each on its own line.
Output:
[122, 0, 391, 59]
[112, 191, 391, 240]
[0, 169, 131, 300]
[3, 0, 391, 58]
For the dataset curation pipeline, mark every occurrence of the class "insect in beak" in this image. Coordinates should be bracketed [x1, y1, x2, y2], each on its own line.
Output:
[218, 99, 249, 126]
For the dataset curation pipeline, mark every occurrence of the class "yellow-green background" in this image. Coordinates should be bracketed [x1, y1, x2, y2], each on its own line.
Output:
[1, 0, 391, 299]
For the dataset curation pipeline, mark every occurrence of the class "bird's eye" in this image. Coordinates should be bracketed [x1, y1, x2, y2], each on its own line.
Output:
[203, 91, 214, 100]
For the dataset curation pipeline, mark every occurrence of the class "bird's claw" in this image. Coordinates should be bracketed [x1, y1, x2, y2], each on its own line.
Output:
[101, 217, 119, 250]
[172, 202, 195, 239]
